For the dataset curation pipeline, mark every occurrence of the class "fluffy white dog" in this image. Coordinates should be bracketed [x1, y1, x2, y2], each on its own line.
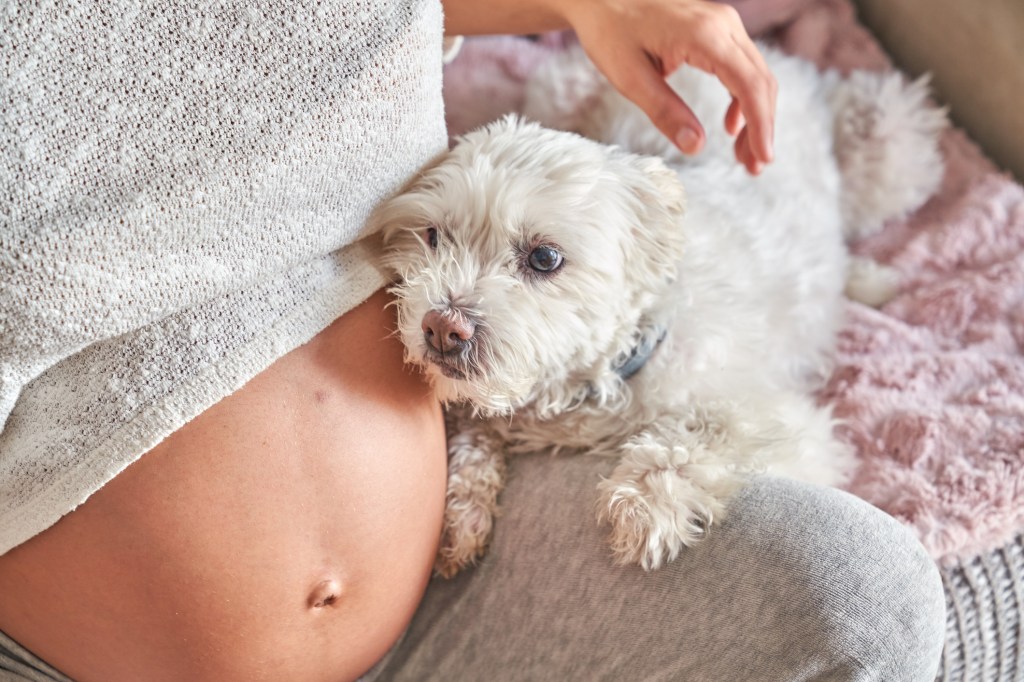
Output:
[373, 45, 946, 576]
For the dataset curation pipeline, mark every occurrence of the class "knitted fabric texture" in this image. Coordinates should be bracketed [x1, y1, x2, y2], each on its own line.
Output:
[0, 0, 448, 554]
[939, 536, 1024, 681]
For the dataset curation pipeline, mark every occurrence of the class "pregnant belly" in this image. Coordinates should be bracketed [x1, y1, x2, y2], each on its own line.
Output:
[0, 290, 448, 682]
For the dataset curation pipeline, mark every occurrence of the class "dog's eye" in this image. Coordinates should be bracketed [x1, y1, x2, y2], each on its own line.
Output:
[425, 227, 439, 250]
[527, 245, 564, 273]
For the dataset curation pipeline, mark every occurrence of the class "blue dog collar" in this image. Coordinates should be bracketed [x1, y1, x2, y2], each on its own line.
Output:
[613, 327, 667, 381]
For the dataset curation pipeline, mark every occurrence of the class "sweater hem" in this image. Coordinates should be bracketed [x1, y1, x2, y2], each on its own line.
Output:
[0, 242, 390, 555]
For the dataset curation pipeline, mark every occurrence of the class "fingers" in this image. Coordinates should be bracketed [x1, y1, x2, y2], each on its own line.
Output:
[725, 97, 744, 136]
[734, 127, 763, 175]
[569, 0, 778, 173]
[727, 98, 765, 174]
[692, 48, 774, 164]
[726, 31, 776, 164]
[684, 5, 776, 168]
[604, 48, 707, 156]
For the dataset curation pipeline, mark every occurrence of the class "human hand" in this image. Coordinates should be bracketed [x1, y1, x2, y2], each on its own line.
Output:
[562, 0, 777, 174]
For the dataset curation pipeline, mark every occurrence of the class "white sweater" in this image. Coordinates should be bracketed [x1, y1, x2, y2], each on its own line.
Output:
[0, 0, 448, 554]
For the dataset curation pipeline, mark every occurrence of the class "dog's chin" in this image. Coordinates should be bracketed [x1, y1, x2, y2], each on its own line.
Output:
[421, 354, 476, 398]
[418, 354, 522, 415]
[428, 356, 469, 381]
[420, 344, 479, 381]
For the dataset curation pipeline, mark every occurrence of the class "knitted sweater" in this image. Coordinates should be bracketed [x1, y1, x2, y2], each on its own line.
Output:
[0, 0, 448, 554]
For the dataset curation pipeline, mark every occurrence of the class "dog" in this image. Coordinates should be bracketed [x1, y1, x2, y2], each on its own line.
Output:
[373, 45, 946, 576]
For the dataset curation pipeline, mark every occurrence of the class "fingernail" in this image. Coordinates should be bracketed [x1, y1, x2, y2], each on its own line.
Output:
[675, 127, 700, 154]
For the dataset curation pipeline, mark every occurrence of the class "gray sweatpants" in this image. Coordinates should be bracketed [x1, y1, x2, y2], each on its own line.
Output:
[1, 457, 945, 682]
[366, 456, 946, 681]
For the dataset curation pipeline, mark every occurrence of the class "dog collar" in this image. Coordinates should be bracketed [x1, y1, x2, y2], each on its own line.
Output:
[613, 327, 667, 381]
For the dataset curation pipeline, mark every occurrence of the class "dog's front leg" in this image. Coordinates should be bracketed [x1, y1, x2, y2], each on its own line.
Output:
[435, 409, 507, 578]
[596, 417, 748, 571]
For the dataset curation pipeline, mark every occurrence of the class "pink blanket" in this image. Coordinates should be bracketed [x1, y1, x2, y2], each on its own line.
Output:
[442, 0, 1024, 566]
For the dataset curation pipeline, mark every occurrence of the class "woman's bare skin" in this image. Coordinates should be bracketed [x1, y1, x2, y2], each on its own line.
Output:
[0, 290, 448, 682]
[0, 2, 779, 678]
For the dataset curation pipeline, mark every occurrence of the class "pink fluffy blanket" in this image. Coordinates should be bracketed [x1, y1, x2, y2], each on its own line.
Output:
[442, 0, 1024, 567]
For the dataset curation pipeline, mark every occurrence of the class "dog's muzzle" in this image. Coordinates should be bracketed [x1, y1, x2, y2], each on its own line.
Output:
[421, 307, 479, 380]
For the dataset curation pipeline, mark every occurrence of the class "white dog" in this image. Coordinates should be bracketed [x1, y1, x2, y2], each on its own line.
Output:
[373, 45, 946, 576]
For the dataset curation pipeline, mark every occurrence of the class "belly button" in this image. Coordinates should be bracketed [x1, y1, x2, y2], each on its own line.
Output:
[307, 578, 344, 610]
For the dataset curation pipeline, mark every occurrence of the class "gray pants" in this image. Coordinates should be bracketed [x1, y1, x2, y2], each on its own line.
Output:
[1, 457, 945, 681]
[0, 634, 71, 682]
[367, 456, 946, 681]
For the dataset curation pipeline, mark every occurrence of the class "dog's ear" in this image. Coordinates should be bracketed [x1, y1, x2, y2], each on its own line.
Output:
[632, 155, 686, 217]
[364, 146, 453, 279]
[366, 145, 452, 242]
[523, 44, 605, 134]
[619, 154, 687, 303]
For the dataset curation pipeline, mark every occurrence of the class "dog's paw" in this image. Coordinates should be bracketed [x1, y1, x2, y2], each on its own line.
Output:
[597, 433, 741, 570]
[434, 419, 507, 578]
[844, 255, 900, 308]
[434, 499, 496, 579]
[597, 476, 715, 571]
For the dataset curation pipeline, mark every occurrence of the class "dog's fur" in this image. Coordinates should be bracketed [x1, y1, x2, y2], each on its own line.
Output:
[374, 45, 946, 576]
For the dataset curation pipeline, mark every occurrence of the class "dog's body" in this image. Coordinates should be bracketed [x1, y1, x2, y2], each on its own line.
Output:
[375, 45, 946, 575]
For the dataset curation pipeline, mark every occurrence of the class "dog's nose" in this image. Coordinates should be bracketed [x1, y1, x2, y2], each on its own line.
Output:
[422, 309, 476, 354]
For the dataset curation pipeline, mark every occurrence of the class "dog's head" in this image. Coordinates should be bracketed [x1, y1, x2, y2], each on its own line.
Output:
[375, 116, 686, 415]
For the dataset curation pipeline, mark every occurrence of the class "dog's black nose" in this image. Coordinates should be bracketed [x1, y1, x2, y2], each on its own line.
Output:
[422, 309, 476, 354]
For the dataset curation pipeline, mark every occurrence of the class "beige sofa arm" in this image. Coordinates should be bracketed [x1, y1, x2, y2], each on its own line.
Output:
[854, 0, 1024, 182]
